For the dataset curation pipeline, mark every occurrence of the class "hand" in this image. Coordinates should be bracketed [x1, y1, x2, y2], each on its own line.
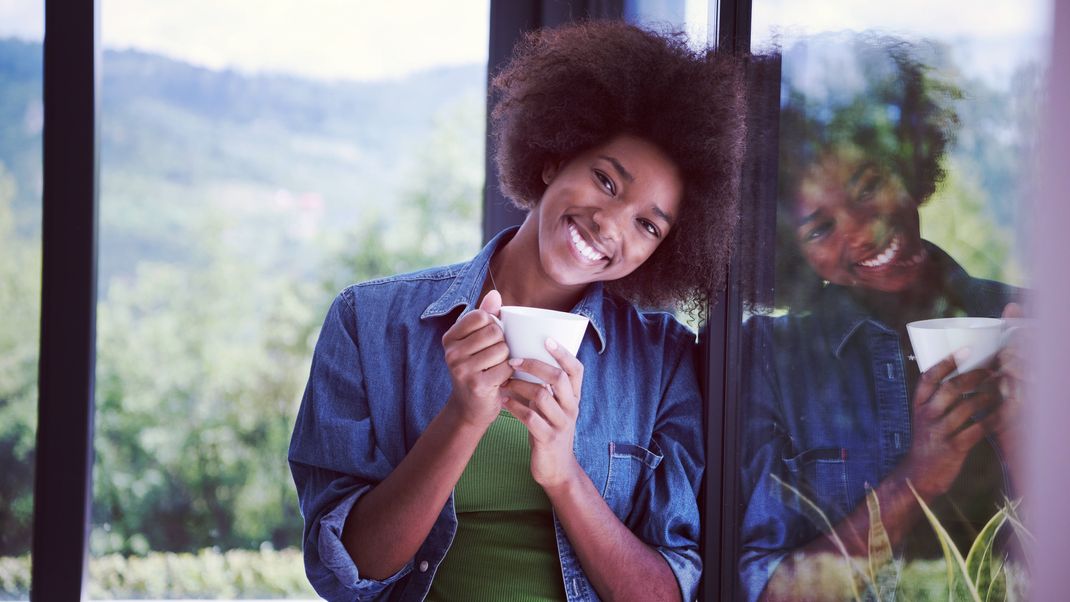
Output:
[989, 302, 1029, 469]
[441, 290, 511, 428]
[501, 337, 585, 490]
[901, 352, 1000, 499]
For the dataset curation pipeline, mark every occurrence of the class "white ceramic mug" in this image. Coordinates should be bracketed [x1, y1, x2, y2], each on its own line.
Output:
[488, 306, 589, 384]
[906, 316, 1014, 376]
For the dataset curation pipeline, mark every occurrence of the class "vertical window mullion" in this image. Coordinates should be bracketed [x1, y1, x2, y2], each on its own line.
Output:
[32, 0, 100, 599]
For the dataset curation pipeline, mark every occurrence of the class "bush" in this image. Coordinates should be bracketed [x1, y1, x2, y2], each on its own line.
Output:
[0, 548, 317, 600]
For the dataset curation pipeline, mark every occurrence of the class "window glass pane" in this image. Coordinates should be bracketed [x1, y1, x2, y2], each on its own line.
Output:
[0, 2, 42, 598]
[736, 3, 1050, 600]
[92, 1, 488, 597]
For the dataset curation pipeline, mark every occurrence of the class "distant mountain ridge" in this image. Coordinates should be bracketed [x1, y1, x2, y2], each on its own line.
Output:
[0, 37, 486, 282]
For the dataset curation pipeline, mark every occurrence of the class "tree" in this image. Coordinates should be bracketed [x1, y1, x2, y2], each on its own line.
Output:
[0, 162, 40, 555]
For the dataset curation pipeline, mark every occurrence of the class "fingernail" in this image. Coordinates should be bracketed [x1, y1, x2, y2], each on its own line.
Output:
[954, 347, 972, 362]
[508, 358, 523, 367]
[545, 337, 558, 350]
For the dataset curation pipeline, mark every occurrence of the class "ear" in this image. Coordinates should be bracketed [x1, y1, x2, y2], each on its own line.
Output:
[542, 160, 560, 185]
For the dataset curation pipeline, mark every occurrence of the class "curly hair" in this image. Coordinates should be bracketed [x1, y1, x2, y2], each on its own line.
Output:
[490, 21, 747, 314]
[772, 33, 962, 310]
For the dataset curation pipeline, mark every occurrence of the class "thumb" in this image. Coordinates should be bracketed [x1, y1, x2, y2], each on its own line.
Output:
[1001, 302, 1024, 320]
[479, 289, 502, 317]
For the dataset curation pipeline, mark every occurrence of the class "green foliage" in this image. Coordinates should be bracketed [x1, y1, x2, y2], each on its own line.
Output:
[0, 163, 39, 556]
[906, 482, 982, 601]
[0, 548, 317, 600]
[864, 487, 899, 600]
[772, 473, 1029, 601]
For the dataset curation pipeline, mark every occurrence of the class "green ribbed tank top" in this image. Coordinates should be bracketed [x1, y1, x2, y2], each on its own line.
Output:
[427, 411, 566, 601]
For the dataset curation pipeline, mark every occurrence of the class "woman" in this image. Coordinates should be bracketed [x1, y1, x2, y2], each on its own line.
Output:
[289, 22, 746, 601]
[739, 34, 1024, 601]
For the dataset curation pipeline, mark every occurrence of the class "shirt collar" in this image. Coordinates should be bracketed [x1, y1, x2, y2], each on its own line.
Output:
[821, 241, 969, 358]
[420, 226, 608, 354]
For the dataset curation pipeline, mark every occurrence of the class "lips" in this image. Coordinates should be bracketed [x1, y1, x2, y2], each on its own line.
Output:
[567, 220, 609, 264]
[854, 232, 925, 270]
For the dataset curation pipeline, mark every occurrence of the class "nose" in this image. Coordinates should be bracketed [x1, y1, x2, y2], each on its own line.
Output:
[591, 205, 625, 242]
[839, 209, 879, 252]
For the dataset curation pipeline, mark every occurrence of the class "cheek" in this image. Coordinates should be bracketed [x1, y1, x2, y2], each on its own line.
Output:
[800, 244, 840, 278]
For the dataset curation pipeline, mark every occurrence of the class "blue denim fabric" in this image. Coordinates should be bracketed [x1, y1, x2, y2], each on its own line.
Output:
[738, 244, 1019, 602]
[288, 227, 705, 601]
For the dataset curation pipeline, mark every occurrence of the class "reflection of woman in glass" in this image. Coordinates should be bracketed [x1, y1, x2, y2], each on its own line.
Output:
[289, 22, 745, 601]
[740, 35, 1024, 601]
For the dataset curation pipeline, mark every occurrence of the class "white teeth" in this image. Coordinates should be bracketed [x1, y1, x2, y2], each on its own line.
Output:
[858, 235, 901, 268]
[568, 223, 605, 261]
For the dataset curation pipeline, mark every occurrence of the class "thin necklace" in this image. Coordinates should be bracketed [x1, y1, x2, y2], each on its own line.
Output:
[487, 260, 500, 292]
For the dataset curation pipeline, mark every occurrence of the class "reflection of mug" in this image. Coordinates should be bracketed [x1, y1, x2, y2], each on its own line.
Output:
[906, 317, 1011, 375]
[488, 306, 589, 384]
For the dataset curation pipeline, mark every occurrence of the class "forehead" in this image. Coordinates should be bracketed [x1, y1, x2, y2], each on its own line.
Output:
[793, 147, 867, 216]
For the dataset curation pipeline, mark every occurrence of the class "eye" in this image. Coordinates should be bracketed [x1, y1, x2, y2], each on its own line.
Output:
[638, 218, 661, 238]
[593, 169, 616, 196]
[857, 175, 881, 202]
[802, 221, 833, 242]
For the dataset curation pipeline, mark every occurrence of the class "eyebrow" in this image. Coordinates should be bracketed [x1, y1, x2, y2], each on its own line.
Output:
[652, 205, 675, 226]
[796, 209, 822, 227]
[848, 161, 879, 187]
[599, 155, 635, 183]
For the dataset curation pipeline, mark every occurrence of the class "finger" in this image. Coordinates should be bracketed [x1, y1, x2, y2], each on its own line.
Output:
[448, 323, 506, 359]
[543, 337, 584, 399]
[942, 390, 1000, 435]
[502, 397, 553, 440]
[978, 398, 1017, 437]
[479, 289, 502, 317]
[508, 358, 567, 392]
[445, 308, 502, 343]
[481, 360, 515, 388]
[502, 379, 569, 428]
[947, 416, 987, 449]
[924, 368, 994, 414]
[464, 341, 511, 374]
[1001, 302, 1024, 320]
[915, 353, 964, 407]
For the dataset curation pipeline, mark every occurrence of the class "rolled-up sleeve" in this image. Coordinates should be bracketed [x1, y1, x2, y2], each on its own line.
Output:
[288, 290, 408, 601]
[629, 328, 705, 602]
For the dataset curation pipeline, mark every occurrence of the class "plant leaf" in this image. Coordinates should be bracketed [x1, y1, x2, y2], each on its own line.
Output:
[771, 473, 866, 602]
[865, 486, 899, 600]
[907, 480, 982, 602]
[966, 506, 1008, 601]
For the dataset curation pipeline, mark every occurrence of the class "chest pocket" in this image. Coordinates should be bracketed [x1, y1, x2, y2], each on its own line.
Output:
[602, 441, 663, 520]
[782, 447, 876, 524]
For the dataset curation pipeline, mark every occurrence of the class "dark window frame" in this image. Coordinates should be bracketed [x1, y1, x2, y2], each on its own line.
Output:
[32, 0, 101, 600]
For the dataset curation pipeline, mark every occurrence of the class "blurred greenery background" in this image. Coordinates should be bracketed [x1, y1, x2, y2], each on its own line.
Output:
[1, 36, 483, 597]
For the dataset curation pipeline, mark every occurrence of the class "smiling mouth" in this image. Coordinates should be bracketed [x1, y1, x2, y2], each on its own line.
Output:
[855, 233, 925, 269]
[567, 221, 608, 263]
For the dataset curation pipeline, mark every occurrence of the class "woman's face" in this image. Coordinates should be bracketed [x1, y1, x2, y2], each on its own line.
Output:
[792, 147, 927, 293]
[534, 134, 683, 287]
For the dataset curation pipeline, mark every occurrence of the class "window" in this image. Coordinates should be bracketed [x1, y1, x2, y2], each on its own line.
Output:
[732, 2, 1050, 600]
[0, 2, 42, 597]
[89, 2, 488, 597]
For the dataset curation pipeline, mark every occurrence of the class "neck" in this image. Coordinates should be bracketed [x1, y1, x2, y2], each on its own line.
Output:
[486, 216, 587, 312]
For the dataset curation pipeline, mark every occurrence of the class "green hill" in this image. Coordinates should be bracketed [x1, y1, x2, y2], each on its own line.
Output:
[0, 37, 486, 286]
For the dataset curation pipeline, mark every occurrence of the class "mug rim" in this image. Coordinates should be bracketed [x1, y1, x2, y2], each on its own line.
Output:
[906, 316, 1004, 330]
[500, 305, 590, 323]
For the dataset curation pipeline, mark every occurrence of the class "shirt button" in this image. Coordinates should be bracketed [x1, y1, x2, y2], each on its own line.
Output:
[419, 560, 429, 573]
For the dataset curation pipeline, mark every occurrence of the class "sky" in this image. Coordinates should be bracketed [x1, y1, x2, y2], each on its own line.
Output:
[0, 0, 1052, 84]
[751, 0, 1053, 85]
[0, 0, 491, 81]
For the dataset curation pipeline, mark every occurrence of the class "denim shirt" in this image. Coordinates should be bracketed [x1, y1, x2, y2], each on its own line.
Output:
[737, 244, 1019, 602]
[289, 228, 705, 602]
